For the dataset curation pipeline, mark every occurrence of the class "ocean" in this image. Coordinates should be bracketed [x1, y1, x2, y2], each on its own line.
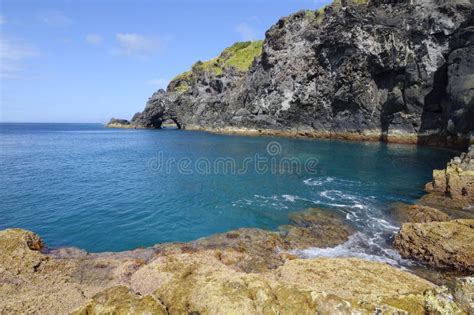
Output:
[0, 123, 456, 263]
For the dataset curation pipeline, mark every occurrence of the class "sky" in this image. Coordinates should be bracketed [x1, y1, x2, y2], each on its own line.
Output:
[0, 0, 331, 123]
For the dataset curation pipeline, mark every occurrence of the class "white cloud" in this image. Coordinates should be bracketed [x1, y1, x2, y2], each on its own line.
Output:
[249, 16, 260, 22]
[146, 78, 169, 89]
[0, 36, 40, 79]
[235, 23, 257, 41]
[37, 11, 72, 27]
[85, 33, 103, 45]
[112, 33, 162, 58]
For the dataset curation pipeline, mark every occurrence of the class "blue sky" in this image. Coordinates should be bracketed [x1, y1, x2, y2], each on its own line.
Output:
[0, 0, 331, 123]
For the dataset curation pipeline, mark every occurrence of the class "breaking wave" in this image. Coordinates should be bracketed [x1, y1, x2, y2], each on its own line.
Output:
[292, 232, 411, 267]
[233, 175, 407, 266]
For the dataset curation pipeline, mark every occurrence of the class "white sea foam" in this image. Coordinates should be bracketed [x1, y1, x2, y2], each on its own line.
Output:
[292, 232, 409, 267]
[282, 194, 297, 202]
[301, 176, 408, 265]
[304, 176, 362, 187]
[233, 175, 406, 266]
[232, 194, 297, 210]
[303, 176, 335, 186]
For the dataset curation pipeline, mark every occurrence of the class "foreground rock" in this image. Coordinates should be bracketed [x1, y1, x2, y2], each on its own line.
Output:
[454, 277, 474, 314]
[111, 0, 473, 147]
[1, 227, 466, 314]
[130, 252, 438, 314]
[394, 219, 474, 272]
[72, 286, 168, 315]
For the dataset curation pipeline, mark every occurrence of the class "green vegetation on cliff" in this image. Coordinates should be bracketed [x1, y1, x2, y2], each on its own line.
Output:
[306, 0, 369, 24]
[220, 41, 263, 72]
[169, 40, 263, 93]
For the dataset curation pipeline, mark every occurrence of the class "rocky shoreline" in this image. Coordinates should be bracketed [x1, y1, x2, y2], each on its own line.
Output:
[2, 146, 473, 314]
[106, 122, 471, 149]
[4, 0, 473, 312]
[183, 125, 473, 148]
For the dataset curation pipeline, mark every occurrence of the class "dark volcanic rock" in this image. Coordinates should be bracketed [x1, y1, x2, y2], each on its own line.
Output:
[131, 90, 182, 129]
[112, 0, 473, 147]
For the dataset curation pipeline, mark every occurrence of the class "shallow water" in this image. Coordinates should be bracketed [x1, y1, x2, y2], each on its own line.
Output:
[0, 123, 457, 259]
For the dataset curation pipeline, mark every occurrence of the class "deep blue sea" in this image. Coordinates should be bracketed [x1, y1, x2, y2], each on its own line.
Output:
[0, 123, 457, 261]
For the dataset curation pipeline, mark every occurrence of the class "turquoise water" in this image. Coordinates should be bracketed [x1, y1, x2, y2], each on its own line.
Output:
[0, 123, 456, 258]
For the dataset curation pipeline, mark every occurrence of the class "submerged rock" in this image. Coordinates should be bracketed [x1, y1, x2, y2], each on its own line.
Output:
[394, 219, 474, 272]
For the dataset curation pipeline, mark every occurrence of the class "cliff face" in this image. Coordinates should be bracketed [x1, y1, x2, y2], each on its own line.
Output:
[111, 0, 474, 147]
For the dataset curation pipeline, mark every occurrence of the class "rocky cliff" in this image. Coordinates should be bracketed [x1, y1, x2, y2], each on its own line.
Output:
[108, 0, 473, 147]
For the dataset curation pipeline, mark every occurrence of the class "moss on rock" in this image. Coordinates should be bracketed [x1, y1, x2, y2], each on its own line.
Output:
[71, 286, 168, 315]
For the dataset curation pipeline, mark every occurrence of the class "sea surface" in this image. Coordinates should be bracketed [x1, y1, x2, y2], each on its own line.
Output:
[0, 123, 457, 263]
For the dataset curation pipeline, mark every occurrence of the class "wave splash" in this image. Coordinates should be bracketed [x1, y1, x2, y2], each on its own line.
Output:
[301, 176, 407, 265]
[232, 176, 408, 266]
[292, 232, 411, 267]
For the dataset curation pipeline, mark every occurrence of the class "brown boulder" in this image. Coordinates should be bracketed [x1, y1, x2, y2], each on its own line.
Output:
[425, 146, 474, 209]
[394, 219, 474, 272]
[391, 203, 449, 223]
